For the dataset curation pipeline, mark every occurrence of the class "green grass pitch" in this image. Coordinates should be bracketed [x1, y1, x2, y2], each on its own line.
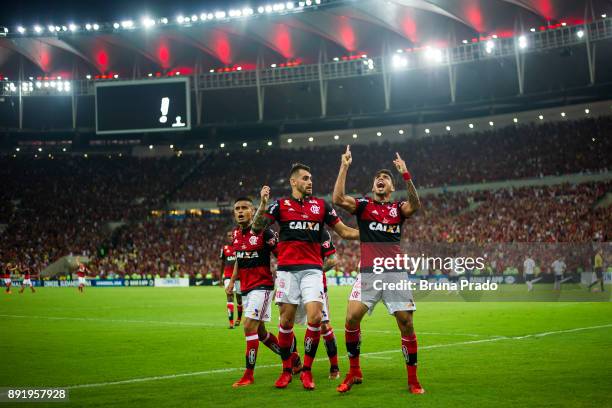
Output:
[1, 286, 611, 408]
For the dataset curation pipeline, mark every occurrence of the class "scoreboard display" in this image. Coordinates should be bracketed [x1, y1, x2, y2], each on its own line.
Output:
[95, 77, 191, 135]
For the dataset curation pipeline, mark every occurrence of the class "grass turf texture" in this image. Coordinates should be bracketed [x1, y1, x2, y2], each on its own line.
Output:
[1, 286, 611, 408]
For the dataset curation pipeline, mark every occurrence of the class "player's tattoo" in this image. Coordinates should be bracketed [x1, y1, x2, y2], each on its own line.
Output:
[251, 201, 271, 233]
[404, 179, 421, 214]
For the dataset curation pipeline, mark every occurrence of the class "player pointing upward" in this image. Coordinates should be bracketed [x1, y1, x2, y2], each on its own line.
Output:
[251, 163, 359, 390]
[333, 145, 425, 394]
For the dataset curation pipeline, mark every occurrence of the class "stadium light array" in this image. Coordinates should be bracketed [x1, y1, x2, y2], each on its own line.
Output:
[242, 142, 248, 147]
[489, 121, 494, 127]
[376, 131, 382, 137]
[538, 115, 544, 120]
[17, 26, 26, 34]
[446, 126, 451, 131]
[485, 40, 495, 54]
[468, 123, 474, 129]
[424, 47, 443, 63]
[287, 138, 293, 143]
[513, 117, 518, 123]
[398, 129, 404, 135]
[308, 137, 314, 142]
[561, 112, 566, 117]
[267, 141, 273, 146]
[220, 143, 225, 148]
[577, 30, 584, 39]
[424, 128, 430, 134]
[585, 108, 590, 114]
[333, 135, 339, 140]
[518, 35, 528, 49]
[352, 133, 357, 139]
[391, 54, 408, 69]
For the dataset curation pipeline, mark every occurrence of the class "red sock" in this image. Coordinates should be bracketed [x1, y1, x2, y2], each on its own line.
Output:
[260, 331, 281, 355]
[303, 322, 321, 370]
[345, 324, 361, 370]
[402, 334, 419, 384]
[245, 332, 259, 374]
[322, 328, 339, 368]
[227, 302, 234, 323]
[237, 304, 243, 320]
[278, 324, 294, 371]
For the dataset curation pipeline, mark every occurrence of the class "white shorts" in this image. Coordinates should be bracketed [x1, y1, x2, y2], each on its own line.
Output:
[349, 273, 416, 315]
[22, 279, 32, 286]
[78, 277, 86, 285]
[3, 278, 11, 284]
[295, 291, 330, 325]
[275, 269, 325, 305]
[243, 289, 274, 322]
[223, 278, 241, 294]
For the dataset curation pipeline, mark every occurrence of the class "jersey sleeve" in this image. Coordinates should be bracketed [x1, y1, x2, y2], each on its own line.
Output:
[398, 200, 408, 220]
[321, 229, 337, 258]
[323, 200, 341, 227]
[263, 228, 278, 252]
[353, 197, 369, 216]
[264, 200, 280, 223]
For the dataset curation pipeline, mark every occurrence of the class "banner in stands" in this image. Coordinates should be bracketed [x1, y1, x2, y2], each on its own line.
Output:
[7, 280, 43, 287]
[155, 277, 190, 287]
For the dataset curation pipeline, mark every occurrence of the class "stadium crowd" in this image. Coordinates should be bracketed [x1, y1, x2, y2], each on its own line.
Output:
[175, 117, 612, 201]
[0, 117, 610, 279]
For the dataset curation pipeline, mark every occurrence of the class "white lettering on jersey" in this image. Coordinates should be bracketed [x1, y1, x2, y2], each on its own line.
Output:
[368, 222, 400, 234]
[289, 221, 321, 231]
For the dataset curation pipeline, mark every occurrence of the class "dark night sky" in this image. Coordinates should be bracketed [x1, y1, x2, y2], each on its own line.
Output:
[0, 0, 246, 27]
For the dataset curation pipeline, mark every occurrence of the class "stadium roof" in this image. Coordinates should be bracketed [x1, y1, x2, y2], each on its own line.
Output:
[0, 0, 608, 78]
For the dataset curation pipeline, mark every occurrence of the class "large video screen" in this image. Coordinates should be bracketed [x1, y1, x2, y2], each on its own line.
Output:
[95, 77, 191, 135]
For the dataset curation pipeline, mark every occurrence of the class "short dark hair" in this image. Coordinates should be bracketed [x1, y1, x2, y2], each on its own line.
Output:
[234, 197, 253, 205]
[374, 169, 395, 185]
[290, 162, 311, 178]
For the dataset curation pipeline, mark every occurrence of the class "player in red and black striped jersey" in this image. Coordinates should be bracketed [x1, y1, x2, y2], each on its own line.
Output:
[76, 261, 88, 293]
[219, 231, 242, 329]
[226, 197, 298, 388]
[251, 163, 359, 390]
[19, 264, 36, 294]
[3, 262, 16, 294]
[333, 146, 425, 394]
[320, 229, 340, 379]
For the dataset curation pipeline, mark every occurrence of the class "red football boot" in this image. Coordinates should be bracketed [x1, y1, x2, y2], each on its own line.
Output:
[300, 370, 315, 390]
[232, 371, 254, 388]
[336, 368, 363, 393]
[274, 370, 292, 388]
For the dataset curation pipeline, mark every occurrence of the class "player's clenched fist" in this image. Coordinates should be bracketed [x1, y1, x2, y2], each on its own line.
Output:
[341, 145, 352, 168]
[260, 185, 270, 202]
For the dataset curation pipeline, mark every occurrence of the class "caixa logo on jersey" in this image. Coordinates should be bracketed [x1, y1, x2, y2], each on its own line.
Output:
[369, 222, 400, 233]
[289, 221, 320, 231]
[236, 251, 259, 259]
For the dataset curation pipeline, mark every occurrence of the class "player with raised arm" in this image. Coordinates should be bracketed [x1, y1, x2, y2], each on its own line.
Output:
[76, 260, 88, 293]
[251, 163, 359, 390]
[220, 231, 242, 329]
[332, 145, 425, 394]
[226, 197, 295, 388]
[4, 262, 16, 294]
[19, 263, 36, 294]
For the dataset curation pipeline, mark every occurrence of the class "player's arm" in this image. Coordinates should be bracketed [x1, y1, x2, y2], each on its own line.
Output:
[323, 253, 337, 272]
[225, 261, 238, 295]
[332, 145, 357, 213]
[393, 152, 421, 218]
[218, 249, 225, 286]
[251, 185, 274, 234]
[332, 221, 359, 240]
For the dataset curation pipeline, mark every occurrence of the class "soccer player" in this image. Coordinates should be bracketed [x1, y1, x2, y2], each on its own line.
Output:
[552, 257, 567, 291]
[3, 262, 15, 294]
[332, 145, 425, 394]
[588, 249, 605, 292]
[524, 255, 537, 291]
[76, 260, 88, 293]
[295, 228, 341, 379]
[226, 197, 296, 387]
[19, 263, 36, 294]
[251, 163, 359, 390]
[220, 231, 242, 328]
[320, 229, 341, 379]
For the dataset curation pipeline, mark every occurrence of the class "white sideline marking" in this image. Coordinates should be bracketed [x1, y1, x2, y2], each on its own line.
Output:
[0, 314, 224, 328]
[369, 330, 487, 337]
[60, 323, 612, 390]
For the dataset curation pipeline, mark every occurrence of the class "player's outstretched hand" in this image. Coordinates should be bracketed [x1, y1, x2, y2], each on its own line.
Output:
[260, 185, 270, 202]
[393, 152, 408, 173]
[225, 280, 234, 295]
[341, 145, 352, 168]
